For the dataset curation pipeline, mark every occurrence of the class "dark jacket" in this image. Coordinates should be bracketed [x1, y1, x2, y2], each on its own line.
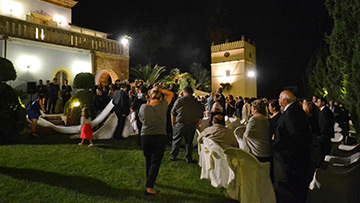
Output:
[171, 95, 204, 124]
[319, 106, 335, 139]
[274, 102, 311, 163]
[113, 89, 130, 116]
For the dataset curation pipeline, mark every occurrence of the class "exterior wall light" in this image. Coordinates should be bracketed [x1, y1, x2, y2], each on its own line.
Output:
[120, 35, 132, 45]
[121, 38, 129, 45]
[247, 70, 255, 78]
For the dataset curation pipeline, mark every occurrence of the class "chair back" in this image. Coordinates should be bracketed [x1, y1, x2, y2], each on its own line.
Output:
[308, 163, 360, 203]
[332, 144, 360, 157]
[200, 138, 233, 188]
[224, 147, 276, 203]
[234, 125, 246, 148]
[226, 120, 241, 132]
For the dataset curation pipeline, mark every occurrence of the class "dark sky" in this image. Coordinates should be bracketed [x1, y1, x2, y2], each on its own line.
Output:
[72, 0, 333, 98]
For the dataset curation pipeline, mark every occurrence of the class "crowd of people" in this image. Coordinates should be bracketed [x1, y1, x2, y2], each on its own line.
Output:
[35, 78, 72, 114]
[28, 77, 352, 202]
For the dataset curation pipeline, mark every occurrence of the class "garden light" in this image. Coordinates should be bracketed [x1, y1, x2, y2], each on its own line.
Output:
[72, 101, 80, 108]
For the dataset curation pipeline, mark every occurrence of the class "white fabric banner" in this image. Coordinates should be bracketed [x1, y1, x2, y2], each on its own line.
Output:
[37, 99, 115, 134]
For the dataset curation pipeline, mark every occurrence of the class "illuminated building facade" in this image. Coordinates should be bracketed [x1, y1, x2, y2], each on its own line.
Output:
[211, 36, 257, 97]
[0, 0, 129, 92]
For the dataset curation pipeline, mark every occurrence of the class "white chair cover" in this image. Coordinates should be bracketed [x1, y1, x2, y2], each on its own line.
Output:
[324, 152, 360, 166]
[234, 125, 246, 149]
[200, 138, 234, 188]
[226, 119, 241, 132]
[331, 133, 344, 143]
[193, 129, 200, 147]
[334, 122, 342, 133]
[308, 164, 360, 203]
[338, 144, 359, 151]
[224, 147, 276, 203]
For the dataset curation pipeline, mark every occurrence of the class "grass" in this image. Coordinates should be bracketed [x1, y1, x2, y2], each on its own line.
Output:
[0, 127, 234, 203]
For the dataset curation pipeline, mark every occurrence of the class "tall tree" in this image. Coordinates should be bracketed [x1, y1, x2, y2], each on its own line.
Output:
[307, 44, 332, 98]
[189, 63, 211, 92]
[325, 0, 360, 132]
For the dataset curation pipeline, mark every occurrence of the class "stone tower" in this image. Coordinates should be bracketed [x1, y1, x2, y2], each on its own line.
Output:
[211, 36, 257, 97]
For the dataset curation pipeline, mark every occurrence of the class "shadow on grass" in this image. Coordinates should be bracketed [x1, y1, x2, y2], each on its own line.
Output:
[0, 166, 229, 202]
[0, 166, 139, 201]
[3, 131, 142, 150]
[156, 183, 237, 202]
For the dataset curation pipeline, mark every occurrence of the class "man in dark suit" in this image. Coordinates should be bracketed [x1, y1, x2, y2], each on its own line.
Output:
[48, 78, 60, 114]
[62, 79, 72, 108]
[112, 83, 130, 140]
[317, 97, 334, 157]
[274, 90, 311, 203]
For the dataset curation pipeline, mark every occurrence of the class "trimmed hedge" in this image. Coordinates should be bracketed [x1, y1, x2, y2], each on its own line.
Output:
[64, 90, 94, 125]
[0, 83, 26, 142]
[0, 57, 17, 82]
[73, 72, 95, 89]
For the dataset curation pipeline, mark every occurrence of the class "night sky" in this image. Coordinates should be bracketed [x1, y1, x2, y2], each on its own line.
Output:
[72, 0, 333, 98]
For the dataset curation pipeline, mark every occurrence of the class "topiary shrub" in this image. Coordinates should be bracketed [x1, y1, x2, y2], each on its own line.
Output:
[64, 90, 94, 125]
[0, 58, 26, 143]
[73, 72, 95, 90]
[64, 72, 95, 125]
[0, 57, 17, 82]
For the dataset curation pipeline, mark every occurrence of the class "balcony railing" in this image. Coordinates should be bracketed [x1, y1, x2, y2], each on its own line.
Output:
[0, 15, 127, 56]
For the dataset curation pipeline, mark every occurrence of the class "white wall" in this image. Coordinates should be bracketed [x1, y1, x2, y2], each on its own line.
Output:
[4, 39, 91, 92]
[0, 0, 72, 29]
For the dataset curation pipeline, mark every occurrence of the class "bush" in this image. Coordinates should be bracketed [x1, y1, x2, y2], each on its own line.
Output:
[64, 90, 94, 125]
[0, 83, 27, 142]
[73, 72, 95, 90]
[0, 57, 17, 82]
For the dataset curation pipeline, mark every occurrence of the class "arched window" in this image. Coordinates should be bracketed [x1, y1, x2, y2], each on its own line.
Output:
[55, 70, 68, 87]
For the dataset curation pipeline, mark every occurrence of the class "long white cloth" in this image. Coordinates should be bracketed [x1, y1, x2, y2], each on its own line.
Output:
[37, 99, 115, 134]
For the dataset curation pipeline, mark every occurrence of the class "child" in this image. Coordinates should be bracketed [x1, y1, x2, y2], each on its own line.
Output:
[130, 107, 138, 135]
[79, 107, 94, 147]
[26, 94, 46, 137]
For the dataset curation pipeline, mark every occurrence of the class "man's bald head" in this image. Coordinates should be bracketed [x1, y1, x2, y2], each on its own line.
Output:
[279, 90, 297, 107]
[213, 115, 225, 125]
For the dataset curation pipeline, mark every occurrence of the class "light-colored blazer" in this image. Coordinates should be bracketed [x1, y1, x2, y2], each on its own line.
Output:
[243, 114, 273, 157]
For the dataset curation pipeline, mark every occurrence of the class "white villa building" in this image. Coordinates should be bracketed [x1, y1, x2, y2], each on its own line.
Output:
[0, 0, 129, 95]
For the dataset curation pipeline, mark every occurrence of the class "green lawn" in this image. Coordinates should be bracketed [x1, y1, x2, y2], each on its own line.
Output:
[0, 128, 234, 203]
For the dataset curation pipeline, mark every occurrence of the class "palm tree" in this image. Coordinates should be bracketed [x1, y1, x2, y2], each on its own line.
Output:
[161, 68, 196, 93]
[129, 64, 166, 84]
